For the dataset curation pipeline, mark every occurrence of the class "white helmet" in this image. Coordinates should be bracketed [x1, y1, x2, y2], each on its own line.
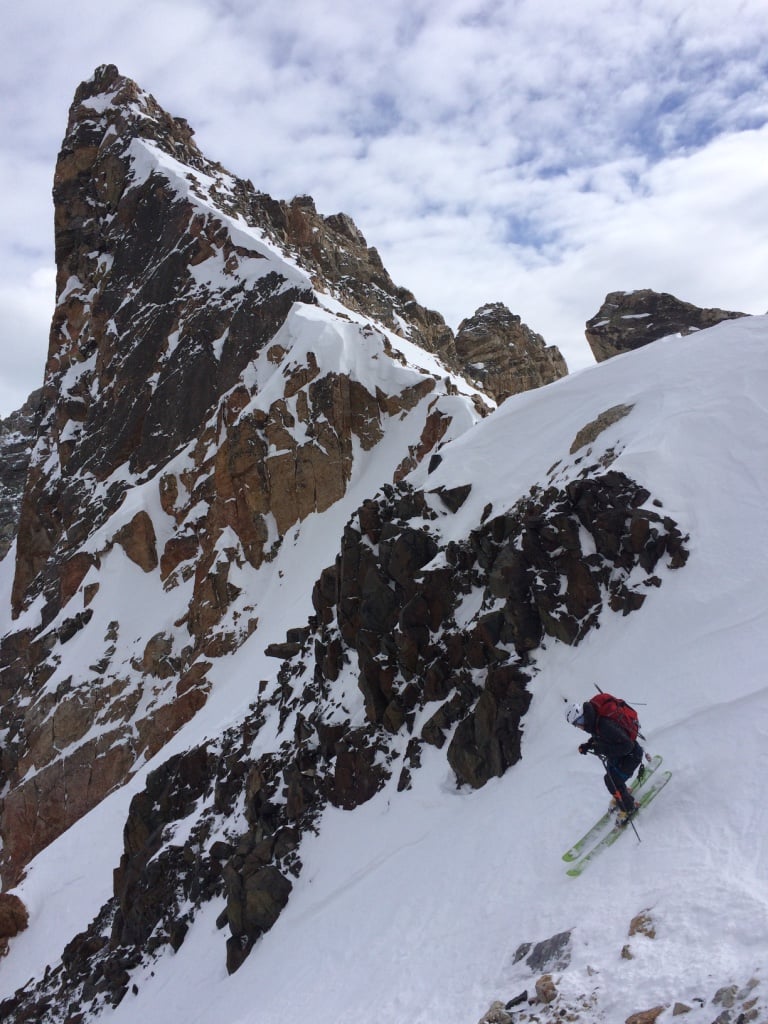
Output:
[566, 702, 585, 727]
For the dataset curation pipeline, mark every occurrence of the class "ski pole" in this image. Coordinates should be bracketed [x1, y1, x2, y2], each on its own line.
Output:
[600, 755, 641, 843]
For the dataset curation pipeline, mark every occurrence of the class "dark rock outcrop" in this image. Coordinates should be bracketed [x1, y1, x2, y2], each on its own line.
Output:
[455, 303, 568, 401]
[585, 289, 747, 362]
[298, 469, 688, 791]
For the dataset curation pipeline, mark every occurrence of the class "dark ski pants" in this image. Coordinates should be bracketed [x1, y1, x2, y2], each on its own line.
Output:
[603, 749, 643, 812]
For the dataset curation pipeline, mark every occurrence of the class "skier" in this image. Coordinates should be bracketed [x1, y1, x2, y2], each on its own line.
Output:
[566, 698, 645, 822]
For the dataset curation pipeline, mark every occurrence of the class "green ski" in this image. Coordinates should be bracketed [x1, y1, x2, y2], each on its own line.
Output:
[565, 770, 672, 877]
[562, 754, 663, 863]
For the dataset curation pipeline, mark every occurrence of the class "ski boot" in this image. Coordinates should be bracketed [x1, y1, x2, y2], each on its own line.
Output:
[616, 799, 640, 826]
[608, 790, 624, 813]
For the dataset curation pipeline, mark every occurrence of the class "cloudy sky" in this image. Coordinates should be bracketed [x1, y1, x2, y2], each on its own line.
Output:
[1, 0, 767, 416]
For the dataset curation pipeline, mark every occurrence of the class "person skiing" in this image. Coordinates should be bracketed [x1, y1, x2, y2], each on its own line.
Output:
[566, 697, 645, 822]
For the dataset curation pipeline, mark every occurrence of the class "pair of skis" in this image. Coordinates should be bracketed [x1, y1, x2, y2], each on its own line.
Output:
[562, 755, 671, 877]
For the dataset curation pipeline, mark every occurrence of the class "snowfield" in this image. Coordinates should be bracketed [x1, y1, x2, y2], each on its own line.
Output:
[2, 316, 768, 1023]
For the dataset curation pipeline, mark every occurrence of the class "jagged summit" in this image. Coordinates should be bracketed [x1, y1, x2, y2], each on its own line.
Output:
[455, 302, 568, 403]
[65, 63, 214, 181]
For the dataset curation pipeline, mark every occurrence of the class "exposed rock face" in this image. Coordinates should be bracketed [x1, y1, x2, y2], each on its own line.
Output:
[0, 388, 45, 562]
[273, 196, 458, 363]
[585, 289, 748, 362]
[12, 64, 311, 622]
[455, 303, 568, 401]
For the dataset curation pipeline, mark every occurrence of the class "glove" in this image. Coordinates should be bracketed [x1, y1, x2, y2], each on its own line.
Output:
[578, 742, 590, 755]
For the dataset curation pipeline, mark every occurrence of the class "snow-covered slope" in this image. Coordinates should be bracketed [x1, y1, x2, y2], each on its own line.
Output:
[2, 317, 768, 1023]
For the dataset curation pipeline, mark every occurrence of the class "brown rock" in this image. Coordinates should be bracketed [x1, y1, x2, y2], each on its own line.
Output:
[138, 632, 175, 677]
[135, 681, 210, 762]
[535, 974, 557, 1004]
[479, 1001, 514, 1024]
[586, 289, 747, 362]
[625, 1007, 667, 1024]
[456, 302, 568, 402]
[1, 735, 135, 888]
[58, 552, 97, 607]
[281, 197, 456, 362]
[629, 909, 656, 939]
[0, 894, 29, 938]
[160, 535, 199, 580]
[571, 404, 635, 454]
[114, 511, 158, 572]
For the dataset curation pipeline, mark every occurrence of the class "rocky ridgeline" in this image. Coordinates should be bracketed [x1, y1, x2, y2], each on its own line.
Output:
[0, 64, 570, 890]
[478, 918, 764, 1024]
[585, 289, 747, 362]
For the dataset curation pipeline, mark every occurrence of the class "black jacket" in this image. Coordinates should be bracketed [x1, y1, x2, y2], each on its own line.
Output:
[580, 700, 638, 761]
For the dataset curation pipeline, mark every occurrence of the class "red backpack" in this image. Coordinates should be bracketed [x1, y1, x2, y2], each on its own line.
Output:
[589, 692, 640, 741]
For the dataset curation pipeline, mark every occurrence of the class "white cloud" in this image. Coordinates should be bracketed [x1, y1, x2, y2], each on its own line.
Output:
[0, 0, 767, 412]
[0, 267, 54, 416]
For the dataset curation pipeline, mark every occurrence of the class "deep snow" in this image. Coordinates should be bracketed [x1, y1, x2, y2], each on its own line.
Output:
[2, 316, 768, 1023]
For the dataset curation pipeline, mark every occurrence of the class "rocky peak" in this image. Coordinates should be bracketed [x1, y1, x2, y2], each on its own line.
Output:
[1, 65, 501, 888]
[585, 289, 748, 362]
[269, 195, 458, 363]
[455, 302, 568, 402]
[0, 65, 572, 895]
[58, 66, 457, 364]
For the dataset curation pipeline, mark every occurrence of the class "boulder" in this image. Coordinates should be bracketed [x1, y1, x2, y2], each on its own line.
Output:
[625, 1008, 667, 1024]
[478, 1001, 514, 1024]
[521, 929, 572, 971]
[535, 974, 557, 1004]
[586, 289, 747, 362]
[113, 511, 158, 572]
[0, 893, 29, 939]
